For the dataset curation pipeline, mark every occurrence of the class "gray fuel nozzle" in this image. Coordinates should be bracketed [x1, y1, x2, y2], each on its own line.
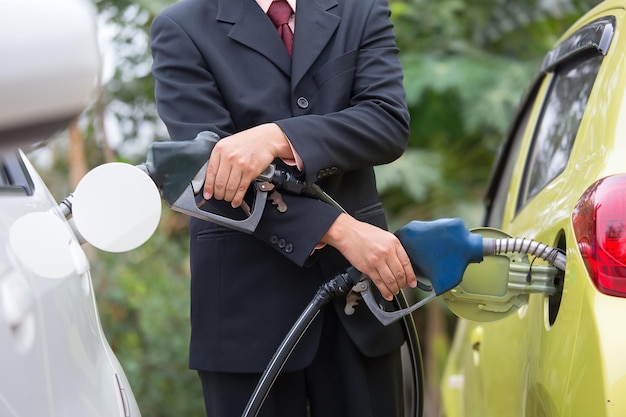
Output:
[137, 131, 268, 233]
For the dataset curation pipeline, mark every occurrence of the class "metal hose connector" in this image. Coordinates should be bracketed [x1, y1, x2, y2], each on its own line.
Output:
[57, 195, 73, 219]
[482, 238, 566, 271]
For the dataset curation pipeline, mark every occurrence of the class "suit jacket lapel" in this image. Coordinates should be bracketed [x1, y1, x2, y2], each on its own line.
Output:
[216, 0, 291, 76]
[291, 0, 340, 88]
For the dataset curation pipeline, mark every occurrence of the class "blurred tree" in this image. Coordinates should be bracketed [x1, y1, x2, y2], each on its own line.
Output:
[92, 209, 203, 416]
[29, 0, 603, 416]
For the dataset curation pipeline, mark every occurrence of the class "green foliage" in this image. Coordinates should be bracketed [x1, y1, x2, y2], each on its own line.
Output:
[386, 52, 536, 225]
[132, 0, 174, 16]
[402, 52, 535, 135]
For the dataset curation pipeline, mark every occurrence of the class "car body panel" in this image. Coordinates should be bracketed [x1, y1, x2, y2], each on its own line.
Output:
[442, 2, 626, 416]
[0, 152, 140, 417]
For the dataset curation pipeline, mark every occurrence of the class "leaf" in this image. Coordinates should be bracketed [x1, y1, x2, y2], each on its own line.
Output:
[376, 149, 443, 202]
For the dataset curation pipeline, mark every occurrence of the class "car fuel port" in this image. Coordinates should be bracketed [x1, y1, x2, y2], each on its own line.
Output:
[547, 232, 566, 327]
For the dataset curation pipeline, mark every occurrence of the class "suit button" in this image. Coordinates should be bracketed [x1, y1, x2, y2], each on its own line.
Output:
[285, 243, 293, 253]
[330, 167, 338, 174]
[297, 97, 309, 109]
[270, 235, 279, 244]
[278, 239, 286, 249]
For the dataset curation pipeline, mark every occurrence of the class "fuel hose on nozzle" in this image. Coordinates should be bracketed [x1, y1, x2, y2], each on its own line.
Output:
[482, 237, 566, 271]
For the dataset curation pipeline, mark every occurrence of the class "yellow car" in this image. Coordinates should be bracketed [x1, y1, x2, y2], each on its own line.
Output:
[441, 1, 626, 416]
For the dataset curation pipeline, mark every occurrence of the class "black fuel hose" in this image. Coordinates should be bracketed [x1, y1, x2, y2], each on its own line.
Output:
[241, 267, 361, 417]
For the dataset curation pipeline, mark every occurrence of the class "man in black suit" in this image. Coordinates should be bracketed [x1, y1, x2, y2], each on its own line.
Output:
[150, 0, 417, 415]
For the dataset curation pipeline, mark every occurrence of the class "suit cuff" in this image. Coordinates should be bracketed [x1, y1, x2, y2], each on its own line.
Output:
[252, 193, 341, 267]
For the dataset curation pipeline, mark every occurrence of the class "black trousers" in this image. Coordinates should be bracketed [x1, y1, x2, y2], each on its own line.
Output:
[198, 305, 404, 417]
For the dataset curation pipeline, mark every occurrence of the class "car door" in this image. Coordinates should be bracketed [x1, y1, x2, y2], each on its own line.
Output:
[0, 151, 141, 417]
[0, 153, 52, 416]
[492, 15, 611, 417]
[442, 11, 614, 417]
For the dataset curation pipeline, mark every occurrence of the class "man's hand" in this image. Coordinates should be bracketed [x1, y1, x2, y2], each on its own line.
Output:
[322, 213, 418, 301]
[203, 123, 293, 208]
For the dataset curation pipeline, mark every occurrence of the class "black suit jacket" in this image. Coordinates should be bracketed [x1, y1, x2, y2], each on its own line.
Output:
[151, 0, 410, 373]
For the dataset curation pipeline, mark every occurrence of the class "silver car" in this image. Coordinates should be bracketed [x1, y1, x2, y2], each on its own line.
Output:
[0, 0, 143, 415]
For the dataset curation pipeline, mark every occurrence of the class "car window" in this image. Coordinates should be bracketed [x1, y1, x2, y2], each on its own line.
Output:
[0, 152, 34, 195]
[484, 16, 614, 226]
[518, 54, 603, 208]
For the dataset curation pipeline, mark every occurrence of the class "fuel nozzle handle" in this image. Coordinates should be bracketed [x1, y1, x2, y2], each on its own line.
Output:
[395, 218, 485, 295]
[137, 131, 271, 234]
[343, 218, 484, 327]
[138, 131, 219, 206]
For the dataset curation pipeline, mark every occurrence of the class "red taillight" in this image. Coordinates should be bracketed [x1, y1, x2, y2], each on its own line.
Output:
[573, 175, 626, 297]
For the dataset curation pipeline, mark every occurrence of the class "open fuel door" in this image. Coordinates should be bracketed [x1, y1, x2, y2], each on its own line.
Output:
[442, 228, 560, 323]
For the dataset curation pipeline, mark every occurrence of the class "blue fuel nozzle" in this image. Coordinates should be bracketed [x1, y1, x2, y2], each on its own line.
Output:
[395, 218, 484, 295]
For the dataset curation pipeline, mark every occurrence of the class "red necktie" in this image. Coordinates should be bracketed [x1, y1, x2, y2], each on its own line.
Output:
[267, 0, 294, 58]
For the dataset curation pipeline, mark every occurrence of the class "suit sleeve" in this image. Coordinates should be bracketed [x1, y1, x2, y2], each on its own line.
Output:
[150, 14, 233, 141]
[150, 13, 342, 267]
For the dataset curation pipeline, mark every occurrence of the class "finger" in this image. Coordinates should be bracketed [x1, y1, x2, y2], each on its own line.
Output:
[231, 182, 250, 208]
[397, 249, 418, 288]
[212, 163, 231, 201]
[231, 171, 255, 208]
[403, 258, 418, 288]
[366, 267, 391, 302]
[381, 250, 408, 293]
[391, 265, 408, 288]
[203, 157, 220, 200]
[223, 169, 242, 204]
[372, 278, 394, 301]
[380, 266, 400, 301]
